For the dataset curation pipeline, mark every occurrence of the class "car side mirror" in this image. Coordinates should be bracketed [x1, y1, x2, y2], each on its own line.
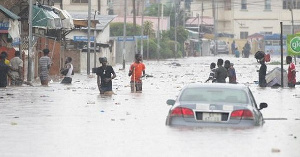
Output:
[259, 103, 268, 110]
[166, 99, 176, 106]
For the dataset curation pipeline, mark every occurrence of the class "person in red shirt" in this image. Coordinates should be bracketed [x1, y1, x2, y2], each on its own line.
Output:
[128, 54, 145, 92]
[286, 56, 296, 88]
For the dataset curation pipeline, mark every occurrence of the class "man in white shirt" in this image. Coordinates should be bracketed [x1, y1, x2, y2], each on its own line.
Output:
[9, 51, 23, 86]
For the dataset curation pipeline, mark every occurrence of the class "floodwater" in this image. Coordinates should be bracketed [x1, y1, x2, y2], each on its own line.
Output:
[0, 56, 299, 157]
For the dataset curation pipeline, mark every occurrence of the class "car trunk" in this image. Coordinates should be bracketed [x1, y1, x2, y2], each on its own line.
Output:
[181, 103, 248, 124]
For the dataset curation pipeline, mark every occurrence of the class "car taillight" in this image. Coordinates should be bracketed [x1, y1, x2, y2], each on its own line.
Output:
[170, 107, 194, 118]
[230, 109, 254, 120]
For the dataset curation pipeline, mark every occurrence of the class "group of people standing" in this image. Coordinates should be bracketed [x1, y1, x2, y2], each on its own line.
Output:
[0, 51, 24, 87]
[39, 48, 74, 86]
[0, 48, 74, 88]
[205, 58, 236, 84]
[231, 40, 251, 58]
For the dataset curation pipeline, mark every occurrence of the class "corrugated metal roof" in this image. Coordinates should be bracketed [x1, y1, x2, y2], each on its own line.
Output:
[0, 5, 20, 20]
[68, 12, 117, 30]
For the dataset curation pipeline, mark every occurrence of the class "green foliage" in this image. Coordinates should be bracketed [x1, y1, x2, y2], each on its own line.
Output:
[269, 61, 281, 65]
[110, 22, 141, 36]
[161, 26, 188, 54]
[143, 21, 155, 38]
[137, 39, 158, 59]
[137, 38, 182, 59]
[144, 3, 186, 28]
[144, 3, 172, 17]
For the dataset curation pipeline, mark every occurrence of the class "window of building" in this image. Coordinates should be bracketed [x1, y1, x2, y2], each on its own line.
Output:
[241, 0, 247, 10]
[71, 0, 88, 3]
[260, 31, 272, 35]
[265, 0, 271, 10]
[283, 0, 300, 9]
[240, 32, 248, 39]
[224, 0, 231, 10]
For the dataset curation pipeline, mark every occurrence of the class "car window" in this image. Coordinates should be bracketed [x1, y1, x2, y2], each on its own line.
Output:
[248, 88, 258, 109]
[217, 41, 226, 45]
[180, 88, 249, 104]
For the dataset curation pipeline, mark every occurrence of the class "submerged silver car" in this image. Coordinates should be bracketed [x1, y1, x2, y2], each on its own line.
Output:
[166, 83, 268, 127]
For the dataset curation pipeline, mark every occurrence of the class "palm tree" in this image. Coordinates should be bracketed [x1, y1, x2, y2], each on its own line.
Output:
[143, 21, 155, 38]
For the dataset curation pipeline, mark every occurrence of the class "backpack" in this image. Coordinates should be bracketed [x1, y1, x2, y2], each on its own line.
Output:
[265, 54, 271, 62]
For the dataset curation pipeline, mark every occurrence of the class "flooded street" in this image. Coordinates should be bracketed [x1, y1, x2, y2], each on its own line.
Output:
[1, 56, 300, 157]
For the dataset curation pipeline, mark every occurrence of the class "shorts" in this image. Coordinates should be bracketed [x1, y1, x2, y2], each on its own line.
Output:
[100, 86, 112, 94]
[61, 77, 72, 84]
[288, 82, 295, 88]
[40, 75, 49, 81]
[130, 81, 142, 92]
[11, 79, 23, 86]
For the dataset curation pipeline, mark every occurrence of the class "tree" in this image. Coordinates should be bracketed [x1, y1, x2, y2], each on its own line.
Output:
[163, 26, 188, 54]
[144, 3, 172, 17]
[143, 21, 155, 38]
[110, 22, 141, 36]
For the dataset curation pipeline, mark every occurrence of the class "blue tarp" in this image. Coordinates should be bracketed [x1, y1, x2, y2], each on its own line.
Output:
[264, 34, 287, 40]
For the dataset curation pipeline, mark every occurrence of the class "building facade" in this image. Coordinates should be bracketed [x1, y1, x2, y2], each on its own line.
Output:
[53, 0, 109, 15]
[190, 0, 300, 39]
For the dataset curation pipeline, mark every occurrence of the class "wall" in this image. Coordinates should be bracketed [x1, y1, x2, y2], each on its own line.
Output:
[191, 0, 300, 39]
[54, 0, 108, 15]
[35, 37, 61, 78]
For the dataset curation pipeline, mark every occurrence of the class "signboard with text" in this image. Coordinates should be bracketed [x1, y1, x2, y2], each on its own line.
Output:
[287, 34, 300, 56]
[74, 36, 95, 42]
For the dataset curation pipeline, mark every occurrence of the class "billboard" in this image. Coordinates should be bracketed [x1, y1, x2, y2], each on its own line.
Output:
[287, 34, 300, 56]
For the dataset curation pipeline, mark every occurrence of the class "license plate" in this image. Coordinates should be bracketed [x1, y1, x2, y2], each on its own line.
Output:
[202, 112, 222, 122]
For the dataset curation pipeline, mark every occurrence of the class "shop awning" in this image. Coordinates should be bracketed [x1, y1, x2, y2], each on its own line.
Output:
[0, 5, 20, 20]
[52, 6, 74, 29]
[32, 5, 61, 29]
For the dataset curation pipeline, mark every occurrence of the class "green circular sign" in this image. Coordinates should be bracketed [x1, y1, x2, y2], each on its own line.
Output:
[290, 36, 300, 52]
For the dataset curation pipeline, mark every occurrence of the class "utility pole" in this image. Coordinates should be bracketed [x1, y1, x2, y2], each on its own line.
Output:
[157, 2, 160, 60]
[28, 0, 33, 82]
[141, 0, 145, 56]
[122, 0, 127, 69]
[132, 0, 136, 35]
[183, 0, 186, 28]
[212, 0, 217, 55]
[175, 2, 178, 59]
[200, 0, 204, 56]
[60, 0, 63, 9]
[94, 11, 98, 68]
[289, 2, 296, 64]
[87, 0, 91, 75]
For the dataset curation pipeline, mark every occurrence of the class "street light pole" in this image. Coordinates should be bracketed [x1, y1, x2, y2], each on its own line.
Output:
[122, 0, 127, 70]
[157, 2, 160, 60]
[175, 3, 178, 59]
[28, 0, 33, 82]
[289, 3, 296, 64]
[141, 0, 144, 56]
[94, 10, 98, 69]
[87, 0, 91, 75]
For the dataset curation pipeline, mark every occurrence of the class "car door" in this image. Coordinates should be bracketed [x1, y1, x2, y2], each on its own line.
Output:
[248, 88, 264, 125]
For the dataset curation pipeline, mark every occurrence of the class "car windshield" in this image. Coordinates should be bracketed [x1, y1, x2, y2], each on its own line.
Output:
[179, 87, 249, 104]
[217, 41, 226, 45]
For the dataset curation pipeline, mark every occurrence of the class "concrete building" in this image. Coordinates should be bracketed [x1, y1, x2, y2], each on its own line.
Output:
[53, 0, 109, 15]
[108, 0, 156, 16]
[190, 0, 300, 39]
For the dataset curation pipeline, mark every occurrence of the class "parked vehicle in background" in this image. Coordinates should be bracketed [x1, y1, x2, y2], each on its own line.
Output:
[166, 83, 268, 127]
[210, 40, 229, 54]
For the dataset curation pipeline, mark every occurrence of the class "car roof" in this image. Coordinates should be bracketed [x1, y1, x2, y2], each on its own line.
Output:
[184, 83, 248, 90]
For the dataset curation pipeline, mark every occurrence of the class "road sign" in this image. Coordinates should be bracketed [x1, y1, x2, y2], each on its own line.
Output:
[74, 36, 95, 42]
[117, 36, 135, 41]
